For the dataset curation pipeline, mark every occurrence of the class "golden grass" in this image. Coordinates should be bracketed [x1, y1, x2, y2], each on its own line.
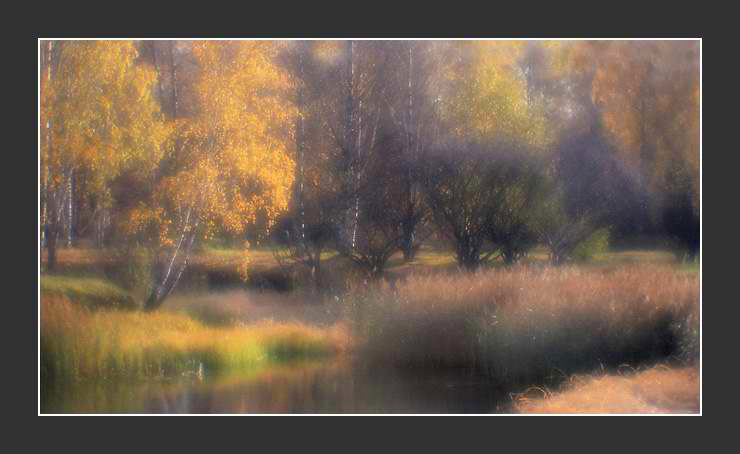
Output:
[357, 264, 699, 382]
[41, 297, 350, 382]
[514, 365, 699, 414]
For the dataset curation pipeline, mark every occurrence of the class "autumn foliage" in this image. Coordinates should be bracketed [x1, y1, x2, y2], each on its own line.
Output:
[40, 39, 699, 302]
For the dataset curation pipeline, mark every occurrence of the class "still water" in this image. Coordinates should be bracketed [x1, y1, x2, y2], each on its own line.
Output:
[41, 359, 514, 414]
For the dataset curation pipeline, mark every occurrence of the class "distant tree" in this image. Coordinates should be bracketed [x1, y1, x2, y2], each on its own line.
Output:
[272, 41, 354, 286]
[381, 41, 448, 260]
[662, 167, 700, 262]
[271, 215, 339, 291]
[420, 41, 557, 270]
[487, 156, 545, 265]
[581, 41, 700, 253]
[534, 119, 638, 265]
[423, 139, 529, 271]
[313, 41, 390, 253]
[339, 129, 408, 278]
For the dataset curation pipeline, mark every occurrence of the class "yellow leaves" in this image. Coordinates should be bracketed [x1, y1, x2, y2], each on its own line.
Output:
[45, 40, 170, 211]
[146, 41, 296, 240]
[438, 41, 549, 148]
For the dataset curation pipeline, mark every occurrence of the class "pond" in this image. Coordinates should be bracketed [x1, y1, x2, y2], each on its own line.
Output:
[41, 358, 514, 414]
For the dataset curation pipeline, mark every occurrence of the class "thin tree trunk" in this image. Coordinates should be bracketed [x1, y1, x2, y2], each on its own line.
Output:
[158, 225, 198, 304]
[66, 170, 73, 247]
[40, 41, 49, 249]
[169, 41, 179, 118]
[351, 98, 362, 250]
[46, 185, 62, 271]
[144, 206, 199, 311]
[43, 40, 58, 270]
[296, 44, 307, 252]
[47, 225, 58, 271]
[150, 42, 167, 113]
[297, 112, 306, 250]
[401, 44, 416, 261]
[40, 163, 47, 248]
[344, 40, 356, 252]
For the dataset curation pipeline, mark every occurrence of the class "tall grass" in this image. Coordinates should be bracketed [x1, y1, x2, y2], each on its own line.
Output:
[41, 297, 349, 382]
[514, 365, 699, 414]
[41, 276, 138, 310]
[355, 264, 699, 385]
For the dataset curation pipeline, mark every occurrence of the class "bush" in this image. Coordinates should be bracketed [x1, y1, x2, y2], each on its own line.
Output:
[572, 228, 610, 262]
[106, 245, 154, 302]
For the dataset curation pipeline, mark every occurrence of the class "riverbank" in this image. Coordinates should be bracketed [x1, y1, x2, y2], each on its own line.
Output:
[514, 365, 699, 414]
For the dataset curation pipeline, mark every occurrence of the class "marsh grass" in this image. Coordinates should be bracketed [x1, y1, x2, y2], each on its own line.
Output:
[40, 297, 349, 382]
[356, 264, 699, 386]
[513, 365, 699, 414]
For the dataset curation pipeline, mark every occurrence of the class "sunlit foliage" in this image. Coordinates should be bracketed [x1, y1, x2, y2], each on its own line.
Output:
[437, 41, 551, 148]
[42, 41, 170, 187]
[41, 41, 171, 260]
[129, 41, 297, 245]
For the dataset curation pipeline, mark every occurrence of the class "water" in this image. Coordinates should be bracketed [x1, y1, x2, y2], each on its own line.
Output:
[41, 359, 513, 414]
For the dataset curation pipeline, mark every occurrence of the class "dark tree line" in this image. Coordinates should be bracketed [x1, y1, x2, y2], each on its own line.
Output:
[268, 40, 699, 282]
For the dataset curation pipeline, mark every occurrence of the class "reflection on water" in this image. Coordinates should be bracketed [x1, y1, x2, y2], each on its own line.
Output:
[41, 359, 513, 414]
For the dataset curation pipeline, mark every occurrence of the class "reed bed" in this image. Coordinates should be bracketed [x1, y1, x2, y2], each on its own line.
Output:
[356, 264, 699, 385]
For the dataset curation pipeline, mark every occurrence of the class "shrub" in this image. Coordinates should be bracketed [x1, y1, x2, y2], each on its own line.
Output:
[106, 245, 155, 302]
[572, 228, 610, 262]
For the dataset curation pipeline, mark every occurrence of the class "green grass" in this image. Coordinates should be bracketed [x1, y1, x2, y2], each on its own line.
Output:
[41, 275, 138, 310]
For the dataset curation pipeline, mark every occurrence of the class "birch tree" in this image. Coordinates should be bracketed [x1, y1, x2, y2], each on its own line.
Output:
[120, 41, 296, 310]
[41, 40, 170, 270]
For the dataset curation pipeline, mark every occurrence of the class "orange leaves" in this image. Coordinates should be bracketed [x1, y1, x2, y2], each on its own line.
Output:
[44, 41, 170, 211]
[585, 41, 699, 197]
